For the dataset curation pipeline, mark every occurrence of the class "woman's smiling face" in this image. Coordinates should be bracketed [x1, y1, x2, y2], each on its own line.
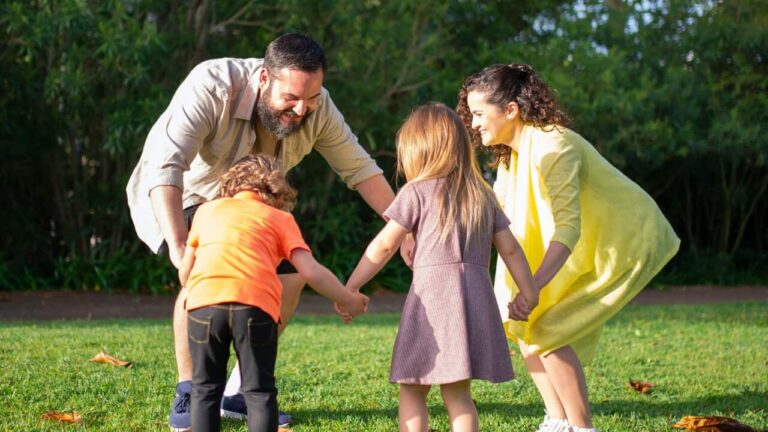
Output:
[466, 90, 516, 147]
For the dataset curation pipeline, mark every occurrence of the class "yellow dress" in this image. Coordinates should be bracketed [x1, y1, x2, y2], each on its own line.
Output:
[494, 124, 680, 364]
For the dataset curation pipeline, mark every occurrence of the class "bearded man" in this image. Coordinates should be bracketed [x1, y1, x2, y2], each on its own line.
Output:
[127, 33, 409, 432]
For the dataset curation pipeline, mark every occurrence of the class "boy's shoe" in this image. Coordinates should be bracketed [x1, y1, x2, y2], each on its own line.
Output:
[535, 414, 569, 432]
[569, 427, 600, 432]
[221, 393, 295, 427]
[169, 381, 192, 432]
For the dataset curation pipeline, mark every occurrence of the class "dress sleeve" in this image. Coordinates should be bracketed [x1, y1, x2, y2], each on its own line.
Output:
[383, 183, 420, 232]
[492, 201, 511, 233]
[534, 132, 582, 251]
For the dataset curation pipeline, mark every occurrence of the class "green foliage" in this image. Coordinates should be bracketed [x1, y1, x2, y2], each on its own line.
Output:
[1, 0, 182, 291]
[1, 303, 767, 430]
[0, 0, 765, 291]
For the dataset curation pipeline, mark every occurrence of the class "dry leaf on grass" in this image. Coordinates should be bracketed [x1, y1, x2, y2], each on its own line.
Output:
[673, 415, 763, 432]
[42, 411, 82, 424]
[628, 378, 654, 394]
[90, 351, 133, 368]
[278, 428, 292, 432]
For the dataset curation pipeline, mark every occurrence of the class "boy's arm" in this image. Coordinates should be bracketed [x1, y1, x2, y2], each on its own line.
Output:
[493, 229, 539, 316]
[178, 245, 197, 287]
[347, 220, 409, 292]
[290, 249, 369, 317]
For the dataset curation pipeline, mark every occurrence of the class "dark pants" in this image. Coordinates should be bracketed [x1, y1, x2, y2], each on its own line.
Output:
[188, 304, 279, 432]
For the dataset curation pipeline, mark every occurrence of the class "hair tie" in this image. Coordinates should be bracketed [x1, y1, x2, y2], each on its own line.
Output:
[507, 63, 534, 77]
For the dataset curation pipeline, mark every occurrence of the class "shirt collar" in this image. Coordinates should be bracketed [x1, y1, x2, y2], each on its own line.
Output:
[234, 68, 261, 121]
[233, 191, 263, 202]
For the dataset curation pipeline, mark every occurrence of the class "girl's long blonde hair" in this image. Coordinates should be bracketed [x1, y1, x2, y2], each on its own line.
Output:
[396, 103, 498, 242]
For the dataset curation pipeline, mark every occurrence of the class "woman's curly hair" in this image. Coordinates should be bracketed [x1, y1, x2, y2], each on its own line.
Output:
[456, 63, 571, 168]
[218, 154, 297, 211]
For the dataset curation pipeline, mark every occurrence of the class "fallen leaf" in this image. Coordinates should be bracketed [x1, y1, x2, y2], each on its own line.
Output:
[278, 428, 292, 432]
[42, 411, 82, 423]
[629, 378, 654, 394]
[90, 351, 133, 368]
[672, 415, 760, 431]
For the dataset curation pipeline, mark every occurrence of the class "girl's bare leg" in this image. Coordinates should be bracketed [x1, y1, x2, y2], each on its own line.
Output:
[440, 380, 478, 432]
[399, 384, 431, 432]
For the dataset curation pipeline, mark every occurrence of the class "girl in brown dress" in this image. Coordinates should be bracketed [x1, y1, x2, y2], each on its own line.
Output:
[344, 103, 539, 432]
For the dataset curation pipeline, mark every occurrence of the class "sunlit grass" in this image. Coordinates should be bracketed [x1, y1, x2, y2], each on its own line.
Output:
[1, 302, 766, 431]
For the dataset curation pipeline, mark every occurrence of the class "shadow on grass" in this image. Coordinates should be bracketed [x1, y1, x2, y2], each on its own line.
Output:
[589, 389, 768, 418]
[278, 390, 768, 425]
[610, 302, 768, 327]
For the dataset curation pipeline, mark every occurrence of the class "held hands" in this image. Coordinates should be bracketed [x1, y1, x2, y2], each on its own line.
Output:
[335, 291, 369, 324]
[508, 292, 539, 321]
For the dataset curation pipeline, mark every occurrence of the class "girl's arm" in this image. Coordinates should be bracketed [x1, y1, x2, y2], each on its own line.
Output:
[178, 245, 197, 287]
[347, 220, 409, 292]
[493, 229, 538, 308]
[290, 249, 369, 318]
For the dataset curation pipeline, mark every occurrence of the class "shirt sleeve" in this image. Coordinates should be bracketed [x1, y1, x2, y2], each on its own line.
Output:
[312, 91, 383, 188]
[280, 215, 311, 260]
[534, 132, 582, 251]
[141, 64, 224, 192]
[186, 211, 202, 248]
[383, 183, 420, 232]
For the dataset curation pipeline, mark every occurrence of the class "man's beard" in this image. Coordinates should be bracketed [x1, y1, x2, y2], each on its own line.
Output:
[255, 83, 308, 140]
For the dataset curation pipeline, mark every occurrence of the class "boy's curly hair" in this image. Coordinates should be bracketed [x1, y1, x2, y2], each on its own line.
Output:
[218, 154, 297, 211]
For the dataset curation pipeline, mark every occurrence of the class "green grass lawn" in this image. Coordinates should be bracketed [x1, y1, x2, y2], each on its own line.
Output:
[1, 302, 766, 431]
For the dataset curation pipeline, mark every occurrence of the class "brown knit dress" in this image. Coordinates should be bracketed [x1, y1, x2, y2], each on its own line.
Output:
[384, 178, 515, 385]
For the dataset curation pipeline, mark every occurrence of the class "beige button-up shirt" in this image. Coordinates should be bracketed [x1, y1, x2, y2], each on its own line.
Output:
[126, 58, 383, 253]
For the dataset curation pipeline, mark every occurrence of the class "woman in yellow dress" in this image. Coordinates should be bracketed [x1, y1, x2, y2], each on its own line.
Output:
[456, 64, 680, 432]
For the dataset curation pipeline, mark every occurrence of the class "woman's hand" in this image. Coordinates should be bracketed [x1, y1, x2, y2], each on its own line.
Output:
[508, 293, 536, 321]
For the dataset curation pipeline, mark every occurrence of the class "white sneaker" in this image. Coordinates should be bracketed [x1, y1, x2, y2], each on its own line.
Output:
[569, 426, 600, 432]
[535, 414, 570, 432]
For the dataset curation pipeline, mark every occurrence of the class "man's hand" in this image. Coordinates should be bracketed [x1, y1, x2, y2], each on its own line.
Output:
[149, 185, 188, 269]
[400, 233, 415, 269]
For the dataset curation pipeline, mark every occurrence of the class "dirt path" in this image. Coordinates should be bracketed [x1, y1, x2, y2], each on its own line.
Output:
[1, 285, 767, 321]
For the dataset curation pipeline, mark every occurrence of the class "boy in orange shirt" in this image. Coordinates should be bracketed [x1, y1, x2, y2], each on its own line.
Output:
[178, 154, 368, 432]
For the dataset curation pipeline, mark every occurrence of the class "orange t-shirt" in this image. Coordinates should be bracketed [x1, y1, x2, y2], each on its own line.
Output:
[184, 191, 310, 322]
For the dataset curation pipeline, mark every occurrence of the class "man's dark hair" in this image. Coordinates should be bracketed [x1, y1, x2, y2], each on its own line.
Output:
[264, 33, 327, 74]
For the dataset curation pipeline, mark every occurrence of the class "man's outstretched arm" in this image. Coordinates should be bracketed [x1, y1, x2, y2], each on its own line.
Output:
[354, 174, 395, 218]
